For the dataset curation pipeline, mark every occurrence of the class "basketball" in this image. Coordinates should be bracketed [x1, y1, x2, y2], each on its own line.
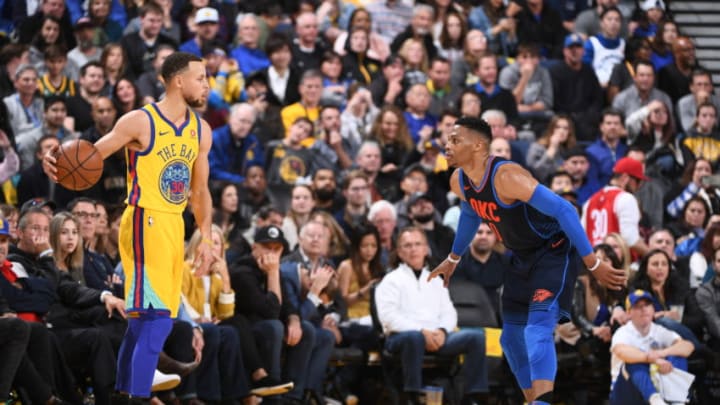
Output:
[54, 139, 104, 191]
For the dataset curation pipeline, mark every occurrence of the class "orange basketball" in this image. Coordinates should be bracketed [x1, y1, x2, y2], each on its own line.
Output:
[55, 139, 104, 191]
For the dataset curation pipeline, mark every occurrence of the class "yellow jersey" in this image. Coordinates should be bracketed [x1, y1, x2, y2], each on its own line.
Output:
[126, 103, 201, 213]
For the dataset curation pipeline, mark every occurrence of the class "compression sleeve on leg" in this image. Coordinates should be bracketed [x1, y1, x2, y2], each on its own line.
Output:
[527, 185, 593, 257]
[451, 200, 482, 256]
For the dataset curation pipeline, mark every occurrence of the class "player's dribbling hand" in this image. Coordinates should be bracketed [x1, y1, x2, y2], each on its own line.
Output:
[427, 258, 458, 288]
[592, 260, 627, 291]
[193, 239, 215, 276]
[42, 144, 60, 182]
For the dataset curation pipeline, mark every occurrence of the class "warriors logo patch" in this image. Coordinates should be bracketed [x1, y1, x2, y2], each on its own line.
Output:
[159, 160, 190, 204]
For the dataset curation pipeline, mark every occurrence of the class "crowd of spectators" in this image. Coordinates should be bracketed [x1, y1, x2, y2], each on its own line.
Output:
[3, 0, 720, 404]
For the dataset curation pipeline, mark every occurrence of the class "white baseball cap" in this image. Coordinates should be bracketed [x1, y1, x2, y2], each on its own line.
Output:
[195, 7, 219, 24]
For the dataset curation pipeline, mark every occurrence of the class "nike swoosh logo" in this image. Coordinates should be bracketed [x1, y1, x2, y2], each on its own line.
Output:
[551, 238, 564, 249]
[159, 131, 169, 136]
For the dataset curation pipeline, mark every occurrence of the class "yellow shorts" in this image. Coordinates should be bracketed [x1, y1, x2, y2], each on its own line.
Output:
[119, 206, 184, 317]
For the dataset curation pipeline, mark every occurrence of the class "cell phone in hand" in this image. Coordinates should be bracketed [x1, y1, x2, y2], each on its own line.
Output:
[701, 175, 720, 188]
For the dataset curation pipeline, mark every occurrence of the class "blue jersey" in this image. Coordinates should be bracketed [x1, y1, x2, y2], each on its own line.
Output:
[458, 157, 561, 254]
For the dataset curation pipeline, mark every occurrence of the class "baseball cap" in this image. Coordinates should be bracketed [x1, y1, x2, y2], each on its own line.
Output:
[626, 289, 654, 310]
[641, 0, 665, 11]
[74, 16, 94, 30]
[613, 157, 648, 181]
[403, 163, 428, 179]
[0, 219, 10, 237]
[254, 225, 287, 246]
[408, 192, 433, 207]
[20, 198, 57, 218]
[195, 7, 219, 24]
[564, 33, 584, 48]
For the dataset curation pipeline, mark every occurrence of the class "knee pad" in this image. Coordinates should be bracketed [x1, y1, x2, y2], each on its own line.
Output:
[524, 310, 558, 382]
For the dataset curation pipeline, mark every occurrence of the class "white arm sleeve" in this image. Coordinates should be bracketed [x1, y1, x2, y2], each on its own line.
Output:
[614, 192, 642, 246]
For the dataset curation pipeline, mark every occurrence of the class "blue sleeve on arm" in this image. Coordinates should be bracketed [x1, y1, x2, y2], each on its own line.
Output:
[528, 185, 593, 257]
[451, 201, 482, 256]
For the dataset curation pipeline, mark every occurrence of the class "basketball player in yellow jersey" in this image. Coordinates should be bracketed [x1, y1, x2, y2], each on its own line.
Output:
[43, 52, 214, 399]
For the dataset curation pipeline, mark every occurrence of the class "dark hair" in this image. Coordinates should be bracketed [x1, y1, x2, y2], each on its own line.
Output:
[625, 36, 651, 63]
[633, 59, 655, 75]
[545, 170, 573, 186]
[160, 52, 203, 83]
[439, 10, 467, 50]
[681, 196, 711, 229]
[349, 224, 384, 285]
[439, 108, 460, 122]
[454, 116, 492, 140]
[35, 134, 59, 154]
[44, 44, 68, 61]
[80, 61, 105, 78]
[537, 114, 576, 149]
[256, 205, 282, 221]
[517, 42, 541, 57]
[430, 56, 451, 69]
[291, 116, 314, 136]
[67, 197, 97, 212]
[651, 20, 678, 55]
[44, 95, 66, 111]
[342, 170, 369, 190]
[112, 77, 142, 112]
[702, 223, 720, 261]
[691, 68, 713, 86]
[457, 89, 482, 117]
[139, 1, 163, 17]
[632, 249, 684, 308]
[0, 43, 29, 65]
[601, 107, 624, 123]
[680, 158, 709, 186]
[599, 5, 622, 21]
[33, 16, 64, 51]
[265, 32, 291, 56]
[321, 50, 341, 64]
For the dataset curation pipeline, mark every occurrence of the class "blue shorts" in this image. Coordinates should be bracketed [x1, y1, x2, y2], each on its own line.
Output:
[502, 233, 580, 323]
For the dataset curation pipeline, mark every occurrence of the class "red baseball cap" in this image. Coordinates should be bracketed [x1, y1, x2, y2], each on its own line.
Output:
[613, 157, 648, 181]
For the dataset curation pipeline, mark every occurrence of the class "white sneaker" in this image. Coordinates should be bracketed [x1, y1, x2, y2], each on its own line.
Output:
[151, 370, 181, 391]
[649, 393, 668, 405]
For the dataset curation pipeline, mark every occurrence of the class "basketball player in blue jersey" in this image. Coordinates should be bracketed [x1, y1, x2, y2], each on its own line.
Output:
[428, 117, 627, 405]
[43, 52, 215, 400]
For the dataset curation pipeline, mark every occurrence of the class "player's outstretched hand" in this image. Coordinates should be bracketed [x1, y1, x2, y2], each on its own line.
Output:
[592, 260, 627, 290]
[42, 144, 60, 182]
[427, 258, 458, 288]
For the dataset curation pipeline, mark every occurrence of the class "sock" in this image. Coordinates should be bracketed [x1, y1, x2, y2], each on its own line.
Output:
[120, 311, 173, 397]
[524, 308, 559, 382]
[500, 321, 531, 389]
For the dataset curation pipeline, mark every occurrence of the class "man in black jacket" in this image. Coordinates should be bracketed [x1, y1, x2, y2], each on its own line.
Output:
[10, 207, 125, 405]
[231, 226, 314, 405]
[0, 288, 30, 399]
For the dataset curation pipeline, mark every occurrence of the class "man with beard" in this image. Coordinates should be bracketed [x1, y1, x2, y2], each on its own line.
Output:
[658, 37, 699, 105]
[43, 51, 214, 401]
[334, 170, 372, 240]
[68, 17, 102, 75]
[452, 223, 507, 322]
[407, 192, 455, 265]
[81, 97, 127, 204]
[311, 168, 343, 213]
[65, 61, 107, 133]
